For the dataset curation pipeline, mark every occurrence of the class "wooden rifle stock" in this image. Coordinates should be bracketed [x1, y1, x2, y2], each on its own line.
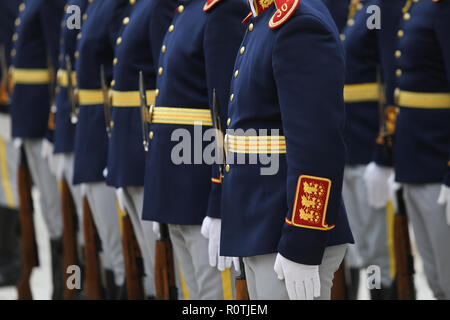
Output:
[16, 149, 39, 300]
[393, 188, 415, 300]
[121, 213, 144, 299]
[235, 258, 249, 300]
[331, 261, 347, 300]
[82, 197, 102, 299]
[154, 223, 177, 300]
[60, 179, 78, 300]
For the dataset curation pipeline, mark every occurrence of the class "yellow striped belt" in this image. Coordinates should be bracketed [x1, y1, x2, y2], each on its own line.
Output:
[151, 107, 212, 126]
[78, 89, 104, 105]
[395, 89, 450, 109]
[344, 83, 380, 103]
[111, 89, 157, 107]
[10, 67, 51, 85]
[225, 134, 286, 154]
[56, 69, 77, 87]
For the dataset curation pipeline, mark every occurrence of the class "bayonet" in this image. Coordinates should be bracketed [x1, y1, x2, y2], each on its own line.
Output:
[0, 45, 10, 104]
[139, 71, 152, 152]
[65, 55, 78, 125]
[100, 64, 112, 137]
[212, 89, 226, 178]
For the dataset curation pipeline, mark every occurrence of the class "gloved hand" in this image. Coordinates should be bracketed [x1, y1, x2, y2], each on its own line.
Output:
[363, 162, 394, 209]
[153, 222, 161, 239]
[274, 253, 321, 300]
[0, 113, 12, 141]
[200, 216, 237, 272]
[116, 188, 127, 212]
[54, 153, 65, 181]
[13, 138, 22, 149]
[41, 139, 58, 176]
[438, 185, 450, 225]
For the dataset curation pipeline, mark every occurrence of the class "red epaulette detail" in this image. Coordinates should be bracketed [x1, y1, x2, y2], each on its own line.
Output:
[203, 0, 222, 12]
[285, 174, 335, 231]
[242, 12, 253, 24]
[268, 0, 300, 29]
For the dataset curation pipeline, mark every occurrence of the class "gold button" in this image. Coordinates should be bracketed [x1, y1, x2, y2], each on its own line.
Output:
[169, 25, 174, 32]
[396, 69, 402, 77]
[83, 13, 88, 21]
[129, 0, 136, 5]
[240, 47, 245, 55]
[347, 19, 354, 26]
[12, 33, 18, 42]
[113, 58, 118, 65]
[397, 30, 404, 38]
[110, 121, 114, 128]
[88, 0, 93, 3]
[404, 13, 410, 20]
[149, 131, 154, 139]
[155, 89, 159, 97]
[249, 23, 254, 32]
[234, 70, 239, 78]
[15, 18, 21, 27]
[395, 50, 401, 58]
[77, 33, 82, 40]
[178, 5, 184, 13]
[356, 3, 363, 10]
[161, 45, 166, 53]
[64, 4, 68, 11]
[340, 34, 346, 41]
[74, 51, 79, 59]
[158, 67, 163, 75]
[19, 3, 25, 12]
[111, 80, 115, 87]
[11, 49, 16, 57]
[225, 164, 230, 173]
[230, 94, 234, 102]
[227, 118, 231, 126]
[123, 17, 130, 25]
[116, 37, 122, 45]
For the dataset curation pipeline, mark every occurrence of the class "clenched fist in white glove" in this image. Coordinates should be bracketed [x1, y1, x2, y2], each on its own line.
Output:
[274, 253, 321, 300]
[41, 139, 58, 177]
[438, 185, 450, 225]
[363, 162, 394, 209]
[153, 222, 161, 239]
[200, 216, 238, 272]
[116, 188, 127, 212]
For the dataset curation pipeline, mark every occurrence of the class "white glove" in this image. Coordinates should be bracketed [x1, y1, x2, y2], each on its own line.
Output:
[363, 162, 394, 209]
[438, 185, 450, 225]
[0, 113, 12, 141]
[153, 222, 161, 239]
[13, 138, 22, 149]
[80, 183, 88, 198]
[200, 216, 238, 272]
[274, 253, 321, 300]
[41, 139, 58, 176]
[54, 153, 65, 181]
[116, 188, 127, 212]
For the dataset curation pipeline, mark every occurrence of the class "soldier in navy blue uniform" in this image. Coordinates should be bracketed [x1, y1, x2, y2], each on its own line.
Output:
[107, 0, 178, 298]
[220, 0, 354, 300]
[0, 0, 21, 288]
[389, 0, 450, 300]
[321, 0, 350, 33]
[142, 0, 248, 299]
[10, 0, 66, 299]
[340, 0, 404, 299]
[73, 0, 129, 299]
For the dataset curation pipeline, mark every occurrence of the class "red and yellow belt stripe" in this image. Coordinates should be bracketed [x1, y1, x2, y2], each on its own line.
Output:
[225, 134, 286, 154]
[111, 89, 156, 107]
[151, 107, 212, 126]
[343, 83, 381, 103]
[395, 89, 450, 109]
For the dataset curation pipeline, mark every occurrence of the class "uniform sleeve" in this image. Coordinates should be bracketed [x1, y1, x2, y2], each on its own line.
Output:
[273, 15, 347, 265]
[435, 1, 450, 186]
[203, 1, 247, 219]
[149, 1, 176, 72]
[373, 0, 403, 167]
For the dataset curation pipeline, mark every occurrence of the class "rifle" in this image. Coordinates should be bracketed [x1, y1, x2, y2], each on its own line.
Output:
[65, 55, 78, 125]
[16, 147, 39, 300]
[121, 212, 144, 300]
[0, 45, 10, 105]
[391, 188, 416, 300]
[154, 223, 177, 300]
[235, 258, 249, 300]
[60, 179, 79, 300]
[331, 260, 347, 300]
[100, 64, 112, 138]
[82, 197, 102, 299]
[46, 50, 56, 131]
[139, 71, 153, 152]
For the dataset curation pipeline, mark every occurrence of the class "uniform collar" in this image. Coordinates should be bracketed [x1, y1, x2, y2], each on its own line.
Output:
[248, 0, 275, 17]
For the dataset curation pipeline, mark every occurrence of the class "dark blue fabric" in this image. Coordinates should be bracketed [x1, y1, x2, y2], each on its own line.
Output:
[321, 0, 350, 32]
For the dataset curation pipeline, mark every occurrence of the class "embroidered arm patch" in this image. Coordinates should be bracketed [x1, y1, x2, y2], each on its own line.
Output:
[285, 175, 335, 231]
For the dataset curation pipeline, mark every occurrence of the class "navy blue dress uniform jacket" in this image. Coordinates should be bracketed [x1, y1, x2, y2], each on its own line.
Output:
[342, 0, 403, 166]
[220, 0, 354, 265]
[106, 0, 177, 188]
[0, 0, 19, 112]
[393, 0, 450, 186]
[141, 0, 248, 225]
[54, 0, 88, 154]
[73, 0, 130, 185]
[321, 0, 350, 33]
[10, 0, 66, 139]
